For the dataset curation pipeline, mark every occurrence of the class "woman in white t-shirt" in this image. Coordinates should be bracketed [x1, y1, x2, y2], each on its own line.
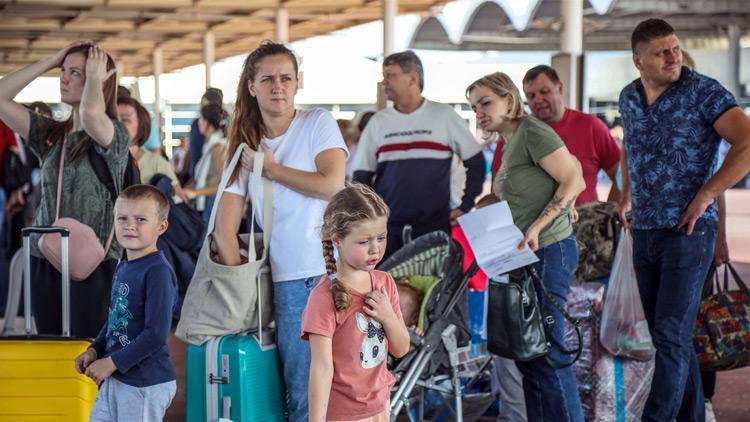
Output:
[214, 42, 347, 422]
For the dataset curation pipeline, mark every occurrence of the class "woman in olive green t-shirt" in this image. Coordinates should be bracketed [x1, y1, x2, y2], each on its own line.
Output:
[0, 41, 128, 338]
[467, 72, 585, 422]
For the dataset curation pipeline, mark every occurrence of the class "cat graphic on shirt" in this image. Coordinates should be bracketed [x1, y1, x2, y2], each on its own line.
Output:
[356, 312, 386, 369]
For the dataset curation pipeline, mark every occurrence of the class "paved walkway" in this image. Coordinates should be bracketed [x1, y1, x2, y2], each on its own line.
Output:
[711, 189, 750, 422]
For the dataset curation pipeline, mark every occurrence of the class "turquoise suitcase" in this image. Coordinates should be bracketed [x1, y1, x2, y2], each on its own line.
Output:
[186, 331, 286, 421]
[185, 264, 285, 422]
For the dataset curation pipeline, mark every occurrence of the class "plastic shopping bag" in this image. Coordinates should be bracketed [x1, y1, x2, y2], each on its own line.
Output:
[600, 228, 655, 361]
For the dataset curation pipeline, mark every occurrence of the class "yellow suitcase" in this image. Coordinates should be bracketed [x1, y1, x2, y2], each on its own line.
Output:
[0, 228, 98, 421]
[0, 339, 98, 421]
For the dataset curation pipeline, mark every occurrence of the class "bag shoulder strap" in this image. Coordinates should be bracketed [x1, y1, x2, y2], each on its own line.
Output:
[75, 144, 115, 252]
[725, 263, 749, 301]
[528, 266, 583, 369]
[702, 265, 718, 299]
[207, 144, 273, 260]
[54, 142, 66, 220]
[88, 146, 117, 203]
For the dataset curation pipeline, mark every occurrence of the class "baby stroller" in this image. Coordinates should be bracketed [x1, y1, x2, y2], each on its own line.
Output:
[380, 231, 490, 421]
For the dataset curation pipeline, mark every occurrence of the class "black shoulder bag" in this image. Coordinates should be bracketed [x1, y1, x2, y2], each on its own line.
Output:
[487, 266, 582, 368]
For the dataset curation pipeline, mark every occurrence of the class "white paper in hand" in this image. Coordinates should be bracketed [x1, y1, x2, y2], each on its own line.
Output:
[457, 201, 539, 278]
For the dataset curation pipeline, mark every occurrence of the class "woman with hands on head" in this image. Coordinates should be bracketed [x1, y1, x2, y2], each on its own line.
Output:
[0, 41, 131, 338]
[213, 41, 347, 422]
[466, 72, 585, 422]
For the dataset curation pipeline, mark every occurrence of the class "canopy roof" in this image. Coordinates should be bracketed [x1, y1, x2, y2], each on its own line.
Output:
[0, 0, 449, 77]
[410, 0, 750, 51]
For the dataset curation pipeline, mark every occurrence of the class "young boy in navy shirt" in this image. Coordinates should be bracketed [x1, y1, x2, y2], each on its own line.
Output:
[75, 184, 178, 421]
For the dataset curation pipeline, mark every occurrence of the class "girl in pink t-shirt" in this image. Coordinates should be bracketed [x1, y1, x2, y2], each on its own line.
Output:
[302, 184, 410, 422]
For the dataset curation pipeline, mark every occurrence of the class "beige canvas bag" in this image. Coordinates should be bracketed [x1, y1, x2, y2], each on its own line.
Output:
[176, 144, 274, 345]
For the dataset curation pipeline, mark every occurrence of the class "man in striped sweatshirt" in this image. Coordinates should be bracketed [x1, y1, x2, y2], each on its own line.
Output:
[353, 51, 486, 260]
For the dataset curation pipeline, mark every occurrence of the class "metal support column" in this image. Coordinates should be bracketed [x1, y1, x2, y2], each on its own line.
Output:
[378, 0, 397, 110]
[152, 47, 163, 143]
[276, 8, 289, 44]
[383, 0, 396, 56]
[204, 30, 215, 89]
[727, 24, 742, 99]
[557, 0, 584, 109]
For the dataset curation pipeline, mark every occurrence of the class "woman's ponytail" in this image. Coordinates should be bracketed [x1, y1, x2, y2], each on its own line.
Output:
[200, 103, 227, 137]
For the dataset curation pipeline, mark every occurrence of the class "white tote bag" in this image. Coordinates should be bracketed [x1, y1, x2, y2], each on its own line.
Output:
[176, 144, 274, 346]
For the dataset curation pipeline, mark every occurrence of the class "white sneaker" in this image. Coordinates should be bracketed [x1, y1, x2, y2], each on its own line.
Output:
[705, 400, 717, 422]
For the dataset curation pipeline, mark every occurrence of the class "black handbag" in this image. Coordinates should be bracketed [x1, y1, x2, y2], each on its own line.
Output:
[2, 148, 30, 193]
[487, 266, 582, 368]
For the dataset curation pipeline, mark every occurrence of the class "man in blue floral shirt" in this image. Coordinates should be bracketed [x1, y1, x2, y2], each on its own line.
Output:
[618, 19, 750, 421]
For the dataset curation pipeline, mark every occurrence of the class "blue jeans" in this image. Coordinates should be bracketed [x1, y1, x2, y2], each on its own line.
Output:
[515, 235, 583, 422]
[633, 219, 716, 422]
[201, 195, 215, 223]
[274, 275, 321, 422]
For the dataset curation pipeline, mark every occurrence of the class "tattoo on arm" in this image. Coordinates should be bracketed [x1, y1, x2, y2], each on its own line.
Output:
[532, 194, 575, 228]
[539, 195, 564, 220]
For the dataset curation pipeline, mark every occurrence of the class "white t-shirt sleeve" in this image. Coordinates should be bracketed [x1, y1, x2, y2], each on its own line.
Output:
[223, 166, 250, 198]
[311, 109, 349, 160]
[446, 108, 481, 160]
[352, 116, 379, 173]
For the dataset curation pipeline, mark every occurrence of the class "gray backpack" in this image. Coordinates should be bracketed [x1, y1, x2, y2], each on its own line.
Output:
[573, 201, 620, 282]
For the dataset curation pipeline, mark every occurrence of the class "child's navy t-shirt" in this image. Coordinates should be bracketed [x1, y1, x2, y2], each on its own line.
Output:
[91, 250, 178, 387]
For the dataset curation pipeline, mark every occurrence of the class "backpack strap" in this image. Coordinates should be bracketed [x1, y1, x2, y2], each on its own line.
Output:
[87, 146, 117, 204]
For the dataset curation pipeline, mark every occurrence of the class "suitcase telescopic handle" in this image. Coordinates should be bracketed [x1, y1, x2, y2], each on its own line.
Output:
[22, 227, 71, 337]
[256, 267, 269, 347]
[22, 227, 71, 236]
